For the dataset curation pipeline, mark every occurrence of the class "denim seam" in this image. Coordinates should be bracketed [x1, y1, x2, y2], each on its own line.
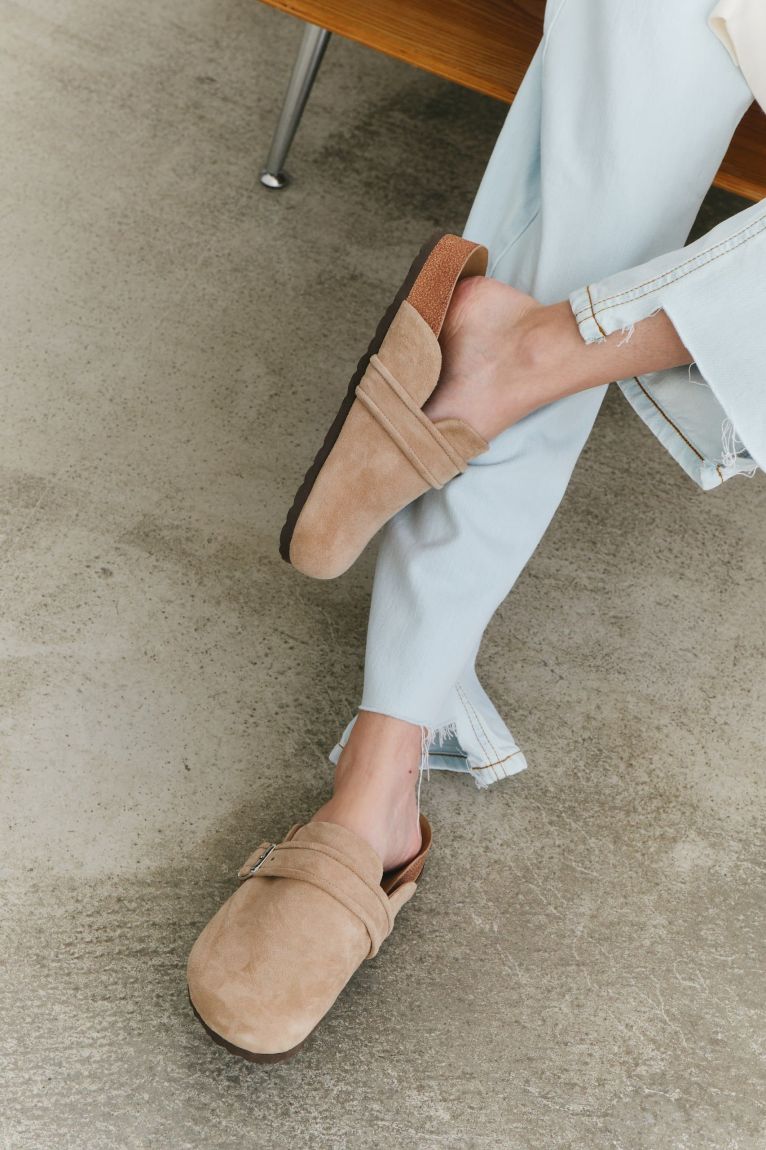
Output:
[429, 747, 523, 767]
[456, 684, 522, 772]
[487, 209, 541, 279]
[464, 687, 501, 761]
[631, 375, 724, 483]
[456, 684, 493, 764]
[632, 376, 702, 459]
[573, 211, 766, 320]
[465, 689, 502, 763]
[472, 751, 524, 774]
[542, 0, 574, 57]
[585, 284, 608, 337]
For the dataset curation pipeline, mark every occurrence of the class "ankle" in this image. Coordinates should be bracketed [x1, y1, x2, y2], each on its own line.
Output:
[311, 713, 424, 869]
[330, 745, 419, 808]
[313, 771, 421, 870]
[338, 711, 422, 780]
[463, 300, 590, 434]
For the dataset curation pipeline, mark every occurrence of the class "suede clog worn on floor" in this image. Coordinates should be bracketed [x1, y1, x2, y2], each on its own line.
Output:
[280, 233, 490, 579]
[187, 814, 432, 1062]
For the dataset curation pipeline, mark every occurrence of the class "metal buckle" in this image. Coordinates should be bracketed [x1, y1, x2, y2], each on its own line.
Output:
[240, 843, 277, 878]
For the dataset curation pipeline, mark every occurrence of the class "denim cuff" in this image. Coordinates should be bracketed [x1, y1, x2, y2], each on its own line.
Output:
[567, 199, 766, 488]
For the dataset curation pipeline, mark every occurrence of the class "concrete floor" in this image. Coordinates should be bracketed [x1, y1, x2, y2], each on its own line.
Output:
[1, 1, 765, 1147]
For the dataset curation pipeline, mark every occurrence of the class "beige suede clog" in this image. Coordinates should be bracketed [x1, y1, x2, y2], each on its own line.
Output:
[280, 233, 490, 579]
[187, 815, 432, 1062]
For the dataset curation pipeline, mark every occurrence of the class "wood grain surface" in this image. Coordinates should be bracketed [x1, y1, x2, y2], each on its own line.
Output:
[261, 0, 766, 201]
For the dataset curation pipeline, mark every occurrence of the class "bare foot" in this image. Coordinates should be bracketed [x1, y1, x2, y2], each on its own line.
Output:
[424, 275, 542, 441]
[311, 712, 423, 872]
[426, 273, 692, 441]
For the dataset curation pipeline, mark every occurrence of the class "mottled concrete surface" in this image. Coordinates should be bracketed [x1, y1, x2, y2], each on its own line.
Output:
[1, 2, 765, 1147]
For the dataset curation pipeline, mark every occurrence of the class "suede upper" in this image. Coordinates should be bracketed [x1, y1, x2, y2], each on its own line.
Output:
[187, 815, 432, 1057]
[288, 295, 488, 579]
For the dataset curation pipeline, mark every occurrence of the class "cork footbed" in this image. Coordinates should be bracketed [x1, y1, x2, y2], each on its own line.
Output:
[279, 232, 487, 565]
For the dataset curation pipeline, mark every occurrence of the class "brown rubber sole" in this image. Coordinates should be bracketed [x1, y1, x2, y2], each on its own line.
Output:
[189, 994, 313, 1064]
[278, 230, 448, 565]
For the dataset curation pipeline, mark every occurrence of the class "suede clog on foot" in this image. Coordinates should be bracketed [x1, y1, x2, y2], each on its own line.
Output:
[280, 233, 490, 578]
[187, 814, 432, 1062]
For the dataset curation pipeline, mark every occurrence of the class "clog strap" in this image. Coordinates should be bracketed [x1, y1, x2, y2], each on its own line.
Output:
[355, 353, 472, 489]
[238, 838, 394, 958]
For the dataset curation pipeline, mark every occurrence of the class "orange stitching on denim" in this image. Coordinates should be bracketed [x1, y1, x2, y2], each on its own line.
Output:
[633, 377, 704, 462]
[429, 745, 523, 770]
[586, 239, 764, 321]
[456, 685, 525, 772]
[471, 750, 523, 772]
[573, 211, 766, 321]
[586, 284, 608, 338]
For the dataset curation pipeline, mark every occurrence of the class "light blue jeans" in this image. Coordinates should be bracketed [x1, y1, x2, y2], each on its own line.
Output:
[332, 0, 762, 785]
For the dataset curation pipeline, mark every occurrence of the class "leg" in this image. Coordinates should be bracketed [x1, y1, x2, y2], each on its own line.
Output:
[361, 0, 750, 722]
[327, 0, 752, 836]
[188, 0, 755, 1065]
[259, 22, 330, 190]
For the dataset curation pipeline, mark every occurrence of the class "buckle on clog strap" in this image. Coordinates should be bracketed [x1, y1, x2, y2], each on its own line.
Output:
[235, 836, 394, 957]
[238, 843, 277, 879]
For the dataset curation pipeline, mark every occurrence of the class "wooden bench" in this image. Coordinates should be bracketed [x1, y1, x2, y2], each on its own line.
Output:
[258, 0, 765, 201]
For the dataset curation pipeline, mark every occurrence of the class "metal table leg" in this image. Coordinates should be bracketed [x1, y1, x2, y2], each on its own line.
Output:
[260, 22, 331, 189]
